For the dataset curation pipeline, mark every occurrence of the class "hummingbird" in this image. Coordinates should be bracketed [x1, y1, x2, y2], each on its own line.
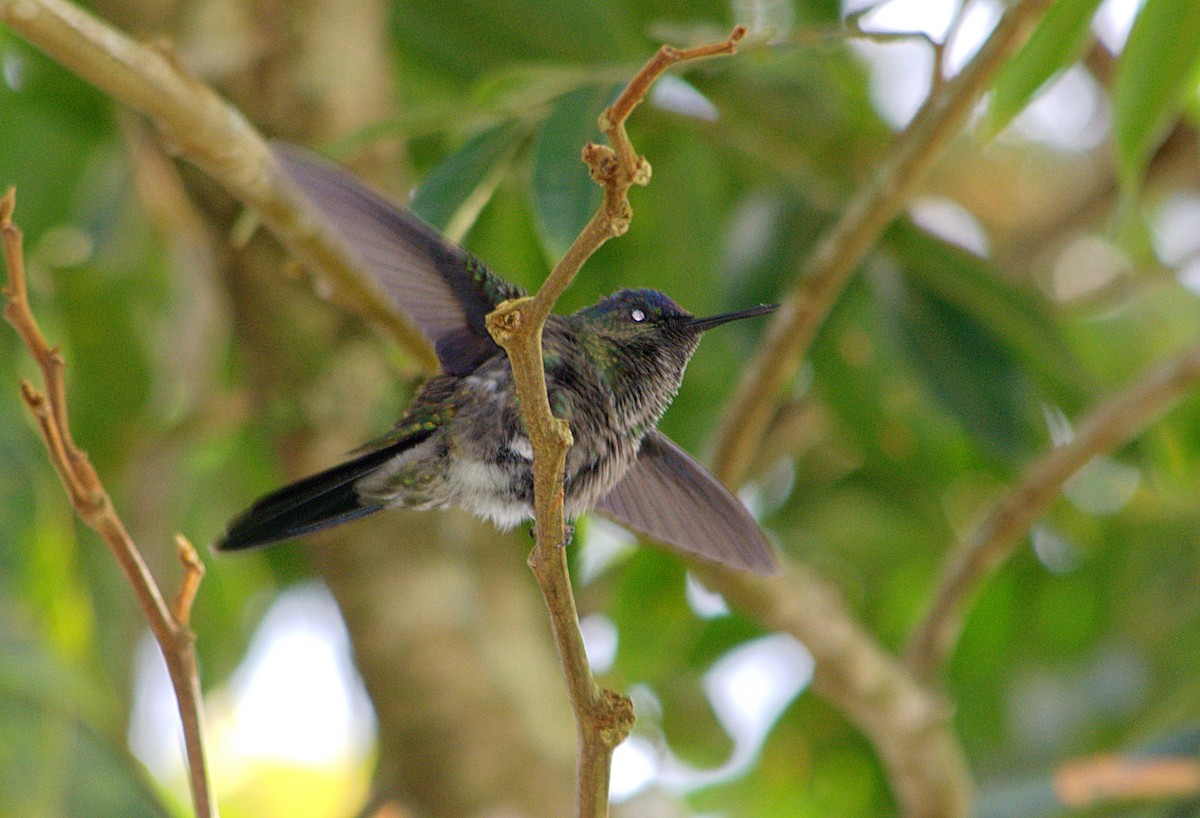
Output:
[216, 142, 779, 575]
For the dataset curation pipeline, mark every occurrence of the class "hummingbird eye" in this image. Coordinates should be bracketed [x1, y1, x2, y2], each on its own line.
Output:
[630, 308, 646, 322]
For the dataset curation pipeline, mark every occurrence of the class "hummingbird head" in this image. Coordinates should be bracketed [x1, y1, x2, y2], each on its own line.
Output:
[577, 288, 775, 350]
[572, 288, 776, 426]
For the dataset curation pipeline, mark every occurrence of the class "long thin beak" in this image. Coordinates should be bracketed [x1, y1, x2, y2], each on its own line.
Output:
[689, 303, 778, 331]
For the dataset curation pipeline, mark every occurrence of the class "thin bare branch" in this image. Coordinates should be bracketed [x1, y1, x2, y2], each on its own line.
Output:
[712, 0, 1053, 487]
[0, 0, 438, 374]
[1, 189, 217, 817]
[485, 27, 746, 818]
[906, 341, 1200, 681]
[173, 535, 206, 629]
[1056, 753, 1200, 808]
[526, 26, 747, 325]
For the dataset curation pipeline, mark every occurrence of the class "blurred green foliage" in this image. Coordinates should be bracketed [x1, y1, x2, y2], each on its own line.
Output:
[3, 0, 1200, 816]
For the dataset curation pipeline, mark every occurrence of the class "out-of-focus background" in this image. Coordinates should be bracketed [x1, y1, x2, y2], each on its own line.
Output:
[3, 0, 1200, 816]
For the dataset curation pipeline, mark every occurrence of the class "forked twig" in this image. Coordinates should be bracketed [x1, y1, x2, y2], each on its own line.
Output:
[485, 28, 746, 818]
[1, 189, 216, 818]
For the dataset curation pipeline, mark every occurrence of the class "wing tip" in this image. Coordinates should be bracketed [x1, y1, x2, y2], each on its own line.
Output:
[214, 502, 386, 554]
[212, 526, 276, 553]
[709, 536, 782, 576]
[211, 513, 292, 553]
[744, 547, 782, 576]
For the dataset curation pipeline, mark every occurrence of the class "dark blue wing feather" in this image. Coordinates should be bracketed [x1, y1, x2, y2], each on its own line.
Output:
[271, 142, 526, 375]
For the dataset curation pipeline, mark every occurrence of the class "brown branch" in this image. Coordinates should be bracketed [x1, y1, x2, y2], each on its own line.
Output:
[1, 188, 216, 817]
[712, 0, 1053, 487]
[689, 3, 1053, 813]
[485, 27, 746, 818]
[173, 534, 206, 628]
[0, 0, 439, 375]
[693, 561, 972, 817]
[1056, 753, 1200, 807]
[906, 340, 1200, 681]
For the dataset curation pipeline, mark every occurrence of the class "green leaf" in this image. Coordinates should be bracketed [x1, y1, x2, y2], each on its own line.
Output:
[0, 615, 173, 818]
[609, 550, 693, 684]
[986, 0, 1105, 136]
[886, 221, 1091, 413]
[531, 84, 619, 258]
[56, 263, 155, 472]
[409, 121, 525, 239]
[658, 676, 733, 768]
[1112, 0, 1200, 183]
[880, 270, 1035, 462]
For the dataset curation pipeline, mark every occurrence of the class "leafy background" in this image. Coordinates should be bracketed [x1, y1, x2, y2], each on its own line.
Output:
[3, 0, 1200, 816]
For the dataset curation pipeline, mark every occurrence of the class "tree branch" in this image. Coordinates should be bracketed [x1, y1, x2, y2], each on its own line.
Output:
[0, 0, 439, 375]
[906, 340, 1200, 681]
[1055, 753, 1200, 809]
[487, 7, 1060, 811]
[1, 189, 216, 817]
[980, 749, 1200, 817]
[689, 5, 1051, 814]
[691, 559, 974, 818]
[485, 28, 746, 818]
[712, 0, 1053, 487]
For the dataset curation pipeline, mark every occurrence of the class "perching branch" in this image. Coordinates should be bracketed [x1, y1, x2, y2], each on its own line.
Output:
[1, 189, 216, 818]
[712, 0, 1053, 487]
[0, 0, 438, 375]
[485, 28, 746, 818]
[906, 340, 1200, 681]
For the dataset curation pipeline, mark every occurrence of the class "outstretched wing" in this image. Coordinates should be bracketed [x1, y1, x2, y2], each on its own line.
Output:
[272, 141, 526, 375]
[596, 430, 779, 575]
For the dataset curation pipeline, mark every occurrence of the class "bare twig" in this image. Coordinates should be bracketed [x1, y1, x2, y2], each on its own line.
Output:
[0, 0, 438, 374]
[712, 0, 1053, 487]
[1056, 753, 1200, 808]
[173, 534, 206, 628]
[906, 341, 1200, 681]
[1, 189, 217, 817]
[485, 28, 746, 818]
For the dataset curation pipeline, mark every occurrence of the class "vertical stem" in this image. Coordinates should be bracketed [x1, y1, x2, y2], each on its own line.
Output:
[2, 189, 216, 818]
[486, 27, 749, 816]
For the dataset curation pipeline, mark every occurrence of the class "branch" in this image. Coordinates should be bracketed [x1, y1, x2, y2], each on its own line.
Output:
[1, 189, 217, 817]
[0, 0, 439, 375]
[690, 561, 973, 817]
[980, 750, 1200, 817]
[906, 341, 1200, 681]
[711, 0, 1053, 487]
[679, 4, 1052, 814]
[485, 28, 746, 818]
[1056, 753, 1200, 809]
[670, 4, 1057, 813]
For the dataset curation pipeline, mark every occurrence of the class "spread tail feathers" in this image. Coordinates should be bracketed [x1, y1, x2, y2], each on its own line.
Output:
[216, 435, 425, 551]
